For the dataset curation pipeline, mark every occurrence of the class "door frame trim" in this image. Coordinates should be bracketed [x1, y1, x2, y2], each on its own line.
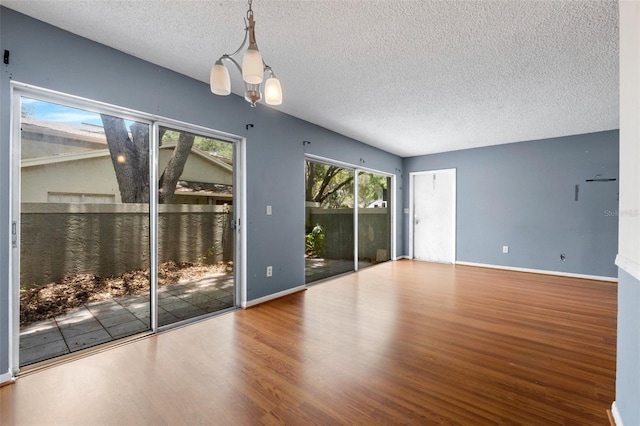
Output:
[409, 168, 457, 263]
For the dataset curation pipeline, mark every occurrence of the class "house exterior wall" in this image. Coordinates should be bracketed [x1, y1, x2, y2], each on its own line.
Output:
[158, 148, 232, 186]
[20, 148, 232, 204]
[21, 155, 122, 203]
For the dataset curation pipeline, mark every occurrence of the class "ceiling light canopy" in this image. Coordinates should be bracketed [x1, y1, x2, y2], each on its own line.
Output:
[210, 0, 282, 107]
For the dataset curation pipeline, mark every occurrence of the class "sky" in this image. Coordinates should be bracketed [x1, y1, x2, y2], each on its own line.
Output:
[22, 97, 104, 126]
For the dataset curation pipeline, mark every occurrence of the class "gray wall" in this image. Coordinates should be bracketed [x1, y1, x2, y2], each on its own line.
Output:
[0, 8, 403, 376]
[404, 131, 619, 278]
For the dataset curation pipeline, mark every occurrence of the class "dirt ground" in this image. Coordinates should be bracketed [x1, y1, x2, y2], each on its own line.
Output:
[20, 261, 232, 327]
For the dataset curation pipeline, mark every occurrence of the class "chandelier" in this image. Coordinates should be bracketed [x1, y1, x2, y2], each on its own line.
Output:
[210, 0, 282, 107]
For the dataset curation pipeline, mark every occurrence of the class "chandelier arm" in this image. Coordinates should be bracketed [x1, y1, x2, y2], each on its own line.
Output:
[224, 21, 250, 58]
[264, 65, 276, 78]
[221, 56, 243, 75]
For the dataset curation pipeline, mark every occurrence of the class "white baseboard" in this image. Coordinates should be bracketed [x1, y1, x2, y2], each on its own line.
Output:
[616, 254, 640, 282]
[612, 401, 624, 426]
[455, 261, 617, 282]
[0, 370, 14, 386]
[394, 255, 411, 260]
[241, 285, 306, 308]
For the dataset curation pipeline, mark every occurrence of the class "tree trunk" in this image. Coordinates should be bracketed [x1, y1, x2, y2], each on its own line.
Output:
[101, 115, 149, 203]
[158, 132, 195, 204]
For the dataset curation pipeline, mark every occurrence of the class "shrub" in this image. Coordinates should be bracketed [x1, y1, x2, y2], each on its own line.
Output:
[305, 224, 325, 257]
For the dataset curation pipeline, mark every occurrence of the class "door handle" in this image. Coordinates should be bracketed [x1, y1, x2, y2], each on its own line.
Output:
[11, 221, 17, 248]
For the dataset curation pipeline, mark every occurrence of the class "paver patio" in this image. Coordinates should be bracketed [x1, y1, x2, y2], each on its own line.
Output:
[20, 271, 234, 366]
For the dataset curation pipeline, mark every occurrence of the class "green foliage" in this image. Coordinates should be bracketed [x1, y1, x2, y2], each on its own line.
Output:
[305, 224, 325, 257]
[200, 246, 216, 263]
[162, 130, 233, 160]
[305, 161, 354, 208]
[193, 136, 233, 160]
[305, 161, 390, 209]
[358, 173, 389, 207]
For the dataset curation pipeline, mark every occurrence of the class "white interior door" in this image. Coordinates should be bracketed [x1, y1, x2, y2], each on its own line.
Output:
[412, 169, 456, 263]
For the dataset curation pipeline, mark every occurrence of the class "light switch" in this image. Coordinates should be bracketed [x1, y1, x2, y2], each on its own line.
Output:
[266, 205, 272, 215]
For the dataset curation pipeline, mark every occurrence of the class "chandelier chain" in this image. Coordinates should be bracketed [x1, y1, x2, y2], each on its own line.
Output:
[247, 0, 253, 19]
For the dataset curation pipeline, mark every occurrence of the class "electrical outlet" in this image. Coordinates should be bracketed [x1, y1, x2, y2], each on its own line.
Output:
[266, 266, 273, 277]
[560, 254, 566, 261]
[502, 246, 509, 254]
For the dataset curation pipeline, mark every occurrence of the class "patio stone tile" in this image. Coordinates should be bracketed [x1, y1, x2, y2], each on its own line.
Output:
[117, 294, 150, 308]
[56, 307, 95, 327]
[169, 305, 207, 320]
[157, 309, 180, 327]
[105, 319, 149, 339]
[20, 339, 69, 366]
[193, 298, 229, 312]
[85, 298, 120, 312]
[20, 327, 64, 350]
[61, 305, 92, 317]
[88, 300, 131, 320]
[175, 292, 214, 305]
[127, 304, 151, 320]
[217, 295, 234, 306]
[20, 318, 58, 336]
[58, 319, 105, 339]
[96, 311, 139, 328]
[158, 289, 178, 299]
[66, 329, 112, 352]
[159, 297, 192, 311]
[201, 288, 231, 300]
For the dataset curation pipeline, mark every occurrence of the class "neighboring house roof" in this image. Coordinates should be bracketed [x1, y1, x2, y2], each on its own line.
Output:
[21, 118, 108, 150]
[21, 149, 110, 168]
[159, 142, 233, 173]
[21, 118, 233, 173]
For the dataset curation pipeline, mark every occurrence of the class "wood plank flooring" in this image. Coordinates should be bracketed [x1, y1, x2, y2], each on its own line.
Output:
[0, 261, 617, 425]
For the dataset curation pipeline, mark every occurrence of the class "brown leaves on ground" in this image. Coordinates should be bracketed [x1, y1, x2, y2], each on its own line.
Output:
[20, 261, 233, 327]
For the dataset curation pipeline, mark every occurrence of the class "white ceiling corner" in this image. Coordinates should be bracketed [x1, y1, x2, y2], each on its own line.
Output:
[0, 0, 619, 157]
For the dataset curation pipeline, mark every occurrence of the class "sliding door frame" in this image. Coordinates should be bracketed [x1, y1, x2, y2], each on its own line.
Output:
[304, 154, 396, 274]
[8, 81, 246, 374]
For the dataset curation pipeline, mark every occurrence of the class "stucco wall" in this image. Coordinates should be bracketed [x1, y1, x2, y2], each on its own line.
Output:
[308, 208, 390, 261]
[20, 203, 232, 288]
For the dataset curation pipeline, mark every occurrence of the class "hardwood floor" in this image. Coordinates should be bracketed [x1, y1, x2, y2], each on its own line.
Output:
[0, 261, 617, 425]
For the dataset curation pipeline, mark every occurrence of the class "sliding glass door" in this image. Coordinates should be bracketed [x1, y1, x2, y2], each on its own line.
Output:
[304, 159, 392, 284]
[18, 97, 152, 366]
[305, 161, 355, 283]
[156, 126, 235, 327]
[357, 171, 391, 269]
[13, 88, 240, 369]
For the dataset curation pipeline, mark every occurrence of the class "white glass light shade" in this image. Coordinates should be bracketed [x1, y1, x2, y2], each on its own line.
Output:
[210, 62, 231, 96]
[242, 48, 264, 85]
[264, 77, 282, 105]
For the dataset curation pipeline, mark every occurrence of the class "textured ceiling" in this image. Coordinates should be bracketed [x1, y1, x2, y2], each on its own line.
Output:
[0, 0, 619, 157]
